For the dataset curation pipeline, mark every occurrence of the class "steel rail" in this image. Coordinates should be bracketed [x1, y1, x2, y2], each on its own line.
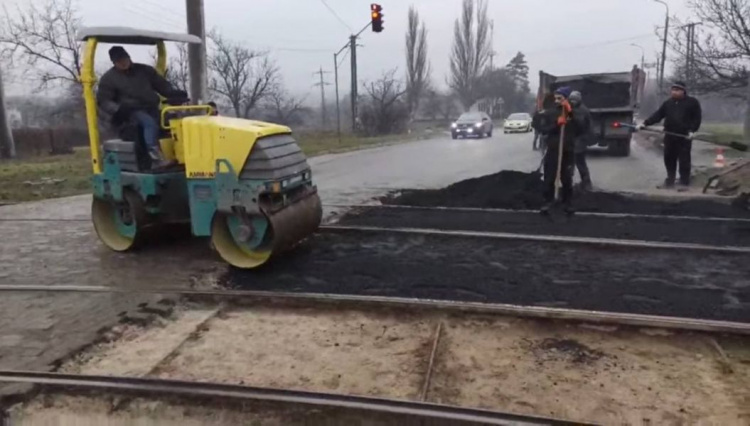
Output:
[323, 203, 750, 223]
[1, 285, 749, 335]
[0, 371, 584, 426]
[319, 224, 750, 254]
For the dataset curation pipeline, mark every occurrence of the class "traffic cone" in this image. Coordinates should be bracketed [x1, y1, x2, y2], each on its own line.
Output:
[713, 148, 726, 168]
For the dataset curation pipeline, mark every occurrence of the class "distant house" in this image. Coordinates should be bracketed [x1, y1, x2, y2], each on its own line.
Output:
[7, 108, 22, 128]
[470, 97, 504, 119]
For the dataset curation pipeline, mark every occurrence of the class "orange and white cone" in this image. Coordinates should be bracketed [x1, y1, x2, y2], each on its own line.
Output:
[713, 148, 726, 168]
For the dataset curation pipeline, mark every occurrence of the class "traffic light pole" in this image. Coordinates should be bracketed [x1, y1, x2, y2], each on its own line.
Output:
[350, 35, 357, 132]
[348, 21, 374, 133]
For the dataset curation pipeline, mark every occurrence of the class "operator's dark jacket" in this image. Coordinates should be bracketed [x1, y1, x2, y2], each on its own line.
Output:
[97, 63, 182, 127]
[538, 105, 587, 152]
[643, 95, 702, 136]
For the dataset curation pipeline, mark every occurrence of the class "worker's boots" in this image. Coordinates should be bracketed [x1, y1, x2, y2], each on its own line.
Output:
[580, 178, 593, 192]
[148, 147, 176, 170]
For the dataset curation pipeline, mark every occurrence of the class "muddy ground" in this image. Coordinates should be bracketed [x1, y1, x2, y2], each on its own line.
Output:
[9, 303, 750, 425]
[338, 207, 750, 247]
[384, 171, 750, 218]
[223, 232, 750, 323]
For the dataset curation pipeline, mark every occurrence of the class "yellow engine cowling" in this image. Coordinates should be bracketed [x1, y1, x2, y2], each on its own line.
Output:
[171, 116, 292, 177]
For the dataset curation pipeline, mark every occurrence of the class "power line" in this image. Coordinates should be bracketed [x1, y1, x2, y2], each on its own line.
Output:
[526, 33, 656, 56]
[318, 0, 353, 33]
[139, 0, 187, 20]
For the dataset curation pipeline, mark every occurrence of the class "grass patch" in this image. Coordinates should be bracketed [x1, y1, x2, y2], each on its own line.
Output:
[0, 148, 92, 203]
[295, 131, 427, 157]
[701, 123, 745, 147]
[0, 131, 430, 204]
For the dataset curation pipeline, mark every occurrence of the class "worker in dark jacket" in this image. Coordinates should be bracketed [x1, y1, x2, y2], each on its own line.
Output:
[639, 81, 702, 188]
[97, 46, 187, 168]
[569, 91, 593, 191]
[532, 93, 557, 152]
[541, 86, 585, 214]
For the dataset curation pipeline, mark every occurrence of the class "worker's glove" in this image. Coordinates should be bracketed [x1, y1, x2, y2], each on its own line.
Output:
[687, 132, 695, 140]
[557, 116, 568, 126]
[636, 124, 646, 131]
[560, 100, 572, 115]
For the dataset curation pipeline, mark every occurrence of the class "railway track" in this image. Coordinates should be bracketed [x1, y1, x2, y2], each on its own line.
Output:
[0, 371, 587, 426]
[1, 285, 749, 335]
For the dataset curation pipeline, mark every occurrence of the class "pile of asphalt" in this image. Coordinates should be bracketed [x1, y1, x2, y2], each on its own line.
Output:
[223, 232, 750, 323]
[384, 170, 750, 218]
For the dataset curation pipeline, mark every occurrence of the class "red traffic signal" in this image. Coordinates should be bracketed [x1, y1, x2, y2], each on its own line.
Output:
[371, 3, 384, 33]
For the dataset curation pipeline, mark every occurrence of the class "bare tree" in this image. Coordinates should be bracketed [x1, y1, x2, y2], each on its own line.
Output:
[449, 0, 492, 110]
[405, 6, 430, 121]
[154, 43, 190, 92]
[263, 89, 309, 125]
[359, 69, 409, 136]
[208, 31, 278, 119]
[0, 0, 82, 89]
[670, 1, 750, 140]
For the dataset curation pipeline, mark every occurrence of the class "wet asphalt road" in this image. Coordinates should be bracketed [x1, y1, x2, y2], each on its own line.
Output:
[313, 132, 674, 211]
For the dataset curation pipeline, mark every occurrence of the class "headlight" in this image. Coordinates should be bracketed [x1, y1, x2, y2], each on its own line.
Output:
[451, 123, 457, 128]
[475, 122, 482, 127]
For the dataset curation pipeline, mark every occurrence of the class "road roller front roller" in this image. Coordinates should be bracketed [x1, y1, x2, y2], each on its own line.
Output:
[81, 26, 322, 268]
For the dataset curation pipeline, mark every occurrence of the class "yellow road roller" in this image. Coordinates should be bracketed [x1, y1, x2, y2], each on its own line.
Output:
[79, 27, 322, 268]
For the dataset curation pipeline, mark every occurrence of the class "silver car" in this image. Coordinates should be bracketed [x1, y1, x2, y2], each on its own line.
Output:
[503, 113, 533, 134]
[451, 112, 494, 139]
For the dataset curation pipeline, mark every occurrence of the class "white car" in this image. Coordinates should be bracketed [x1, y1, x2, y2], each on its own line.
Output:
[503, 113, 533, 134]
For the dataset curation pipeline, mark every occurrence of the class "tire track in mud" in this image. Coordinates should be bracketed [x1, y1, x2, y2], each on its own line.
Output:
[222, 231, 750, 323]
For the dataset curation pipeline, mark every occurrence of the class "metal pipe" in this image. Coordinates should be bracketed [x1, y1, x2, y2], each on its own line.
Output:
[0, 371, 581, 425]
[320, 224, 750, 254]
[1, 286, 749, 335]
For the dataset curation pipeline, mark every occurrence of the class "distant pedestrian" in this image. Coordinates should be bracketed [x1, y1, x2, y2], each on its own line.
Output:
[639, 81, 702, 188]
[569, 91, 593, 191]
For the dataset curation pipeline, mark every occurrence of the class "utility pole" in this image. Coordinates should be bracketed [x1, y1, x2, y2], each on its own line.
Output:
[349, 35, 358, 132]
[654, 0, 669, 93]
[185, 0, 207, 103]
[489, 19, 496, 70]
[683, 22, 701, 87]
[0, 67, 15, 159]
[313, 67, 331, 128]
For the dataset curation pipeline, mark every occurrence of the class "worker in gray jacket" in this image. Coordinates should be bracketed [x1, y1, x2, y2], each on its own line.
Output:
[569, 91, 593, 191]
[97, 46, 187, 168]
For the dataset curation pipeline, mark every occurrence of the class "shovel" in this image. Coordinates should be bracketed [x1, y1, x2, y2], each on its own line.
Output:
[554, 124, 566, 201]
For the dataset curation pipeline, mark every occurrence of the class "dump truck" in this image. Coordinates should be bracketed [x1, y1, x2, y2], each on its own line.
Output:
[537, 67, 646, 157]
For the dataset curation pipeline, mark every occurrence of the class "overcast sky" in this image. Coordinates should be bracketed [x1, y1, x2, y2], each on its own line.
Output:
[5, 0, 693, 102]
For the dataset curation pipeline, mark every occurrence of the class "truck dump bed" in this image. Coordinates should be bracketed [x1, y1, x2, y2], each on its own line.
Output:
[537, 68, 646, 156]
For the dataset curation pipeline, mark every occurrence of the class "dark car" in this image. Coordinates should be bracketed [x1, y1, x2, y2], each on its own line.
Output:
[451, 112, 493, 139]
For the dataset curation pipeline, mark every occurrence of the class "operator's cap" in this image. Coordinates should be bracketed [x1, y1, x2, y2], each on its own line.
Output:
[671, 81, 687, 92]
[108, 46, 130, 63]
[569, 91, 582, 104]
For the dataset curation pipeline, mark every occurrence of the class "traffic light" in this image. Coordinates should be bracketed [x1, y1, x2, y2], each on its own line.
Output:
[371, 4, 384, 33]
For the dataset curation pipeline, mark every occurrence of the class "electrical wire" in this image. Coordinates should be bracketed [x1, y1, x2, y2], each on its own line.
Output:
[526, 33, 657, 55]
[336, 47, 350, 69]
[318, 0, 354, 33]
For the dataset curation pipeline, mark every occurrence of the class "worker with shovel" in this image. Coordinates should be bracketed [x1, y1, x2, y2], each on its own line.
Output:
[541, 87, 582, 215]
[639, 81, 702, 189]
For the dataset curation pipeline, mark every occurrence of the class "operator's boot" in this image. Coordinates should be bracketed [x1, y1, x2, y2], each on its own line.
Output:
[148, 147, 175, 170]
